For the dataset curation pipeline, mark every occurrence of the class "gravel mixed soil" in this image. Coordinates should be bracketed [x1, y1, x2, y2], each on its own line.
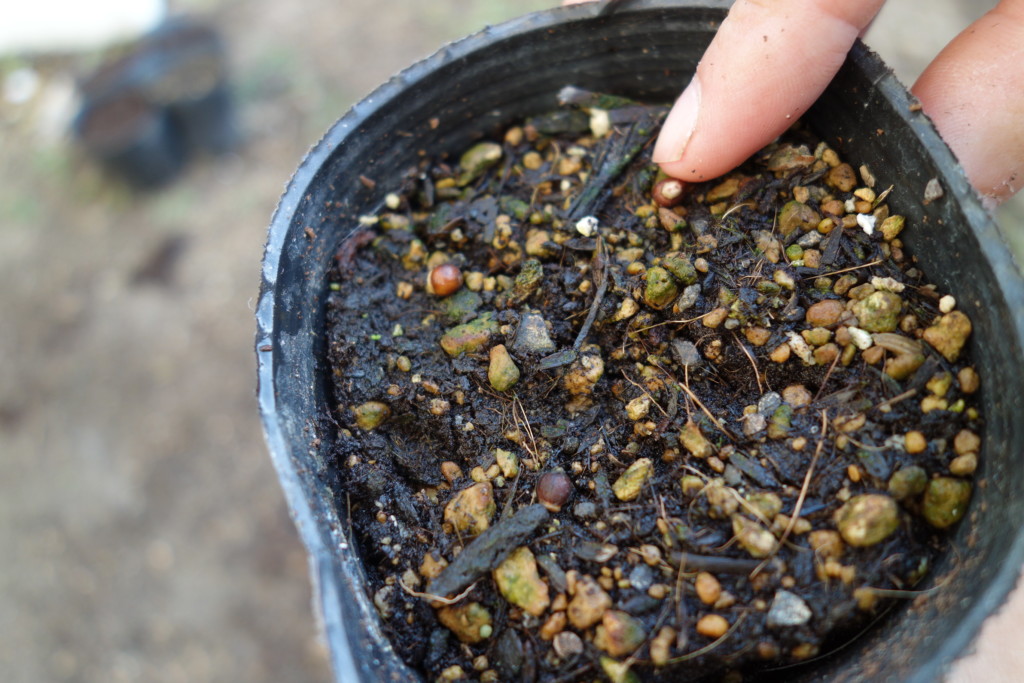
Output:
[323, 91, 982, 682]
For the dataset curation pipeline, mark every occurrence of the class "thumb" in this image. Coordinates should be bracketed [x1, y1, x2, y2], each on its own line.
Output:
[654, 0, 885, 182]
[911, 0, 1024, 206]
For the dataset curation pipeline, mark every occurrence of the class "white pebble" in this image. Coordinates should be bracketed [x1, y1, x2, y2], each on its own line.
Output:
[384, 193, 401, 210]
[939, 295, 956, 313]
[589, 109, 611, 138]
[575, 215, 599, 237]
[857, 213, 876, 235]
[847, 326, 874, 350]
[787, 332, 815, 365]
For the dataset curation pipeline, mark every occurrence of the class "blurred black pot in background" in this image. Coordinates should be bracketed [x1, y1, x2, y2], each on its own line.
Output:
[74, 17, 237, 188]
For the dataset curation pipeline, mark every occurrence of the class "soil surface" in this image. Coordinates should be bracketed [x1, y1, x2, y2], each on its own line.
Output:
[324, 95, 983, 682]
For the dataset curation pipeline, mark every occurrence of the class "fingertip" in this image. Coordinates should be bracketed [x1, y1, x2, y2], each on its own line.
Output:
[652, 77, 701, 165]
[656, 0, 884, 182]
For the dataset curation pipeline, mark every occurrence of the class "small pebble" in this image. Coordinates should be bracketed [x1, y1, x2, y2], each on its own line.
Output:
[782, 384, 812, 408]
[958, 367, 981, 394]
[834, 494, 900, 547]
[493, 546, 549, 616]
[888, 466, 928, 501]
[488, 344, 520, 392]
[353, 401, 390, 430]
[574, 501, 597, 519]
[904, 431, 928, 454]
[766, 590, 812, 628]
[575, 215, 598, 237]
[922, 477, 972, 528]
[695, 572, 722, 605]
[922, 311, 972, 362]
[567, 575, 612, 629]
[805, 299, 845, 327]
[444, 482, 496, 534]
[437, 602, 492, 644]
[612, 458, 653, 501]
[553, 631, 583, 659]
[696, 614, 729, 639]
[954, 429, 981, 455]
[949, 453, 978, 477]
[594, 610, 646, 657]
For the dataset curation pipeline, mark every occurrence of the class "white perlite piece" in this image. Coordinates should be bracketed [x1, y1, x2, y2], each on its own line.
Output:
[575, 215, 599, 237]
[787, 332, 815, 365]
[939, 295, 957, 313]
[589, 108, 611, 138]
[847, 326, 874, 350]
[871, 276, 905, 293]
[857, 213, 877, 235]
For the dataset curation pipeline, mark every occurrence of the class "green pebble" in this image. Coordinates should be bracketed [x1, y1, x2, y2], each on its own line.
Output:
[488, 344, 521, 392]
[922, 477, 972, 529]
[513, 259, 544, 302]
[352, 401, 390, 430]
[643, 267, 678, 309]
[661, 252, 697, 285]
[834, 494, 900, 547]
[852, 291, 903, 333]
[439, 288, 482, 323]
[767, 404, 792, 440]
[612, 458, 653, 501]
[440, 314, 498, 357]
[458, 142, 502, 186]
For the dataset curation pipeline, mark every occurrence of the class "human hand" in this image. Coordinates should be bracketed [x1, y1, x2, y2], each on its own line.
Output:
[563, 0, 1024, 207]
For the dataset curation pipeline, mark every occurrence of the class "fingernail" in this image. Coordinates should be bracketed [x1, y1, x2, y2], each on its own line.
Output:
[653, 75, 701, 164]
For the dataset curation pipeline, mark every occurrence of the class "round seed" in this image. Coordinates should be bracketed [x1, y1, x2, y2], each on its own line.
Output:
[430, 263, 463, 297]
[537, 472, 573, 512]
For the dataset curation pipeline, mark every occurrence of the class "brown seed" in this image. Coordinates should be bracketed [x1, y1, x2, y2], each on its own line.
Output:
[652, 178, 686, 207]
[537, 471, 573, 512]
[429, 263, 463, 297]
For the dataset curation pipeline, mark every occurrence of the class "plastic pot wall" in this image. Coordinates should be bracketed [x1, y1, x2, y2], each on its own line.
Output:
[256, 2, 1024, 681]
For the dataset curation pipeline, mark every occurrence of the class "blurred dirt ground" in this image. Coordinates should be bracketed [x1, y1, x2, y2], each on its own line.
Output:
[0, 1, 1018, 682]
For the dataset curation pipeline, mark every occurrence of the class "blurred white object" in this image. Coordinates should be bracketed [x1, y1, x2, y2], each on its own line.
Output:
[3, 67, 40, 103]
[0, 0, 166, 54]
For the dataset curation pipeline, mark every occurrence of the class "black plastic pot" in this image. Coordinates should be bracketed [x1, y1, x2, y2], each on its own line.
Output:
[256, 2, 1024, 681]
[74, 92, 186, 188]
[73, 16, 236, 187]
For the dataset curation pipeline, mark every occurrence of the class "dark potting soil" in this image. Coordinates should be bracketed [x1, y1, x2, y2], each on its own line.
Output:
[323, 91, 981, 683]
